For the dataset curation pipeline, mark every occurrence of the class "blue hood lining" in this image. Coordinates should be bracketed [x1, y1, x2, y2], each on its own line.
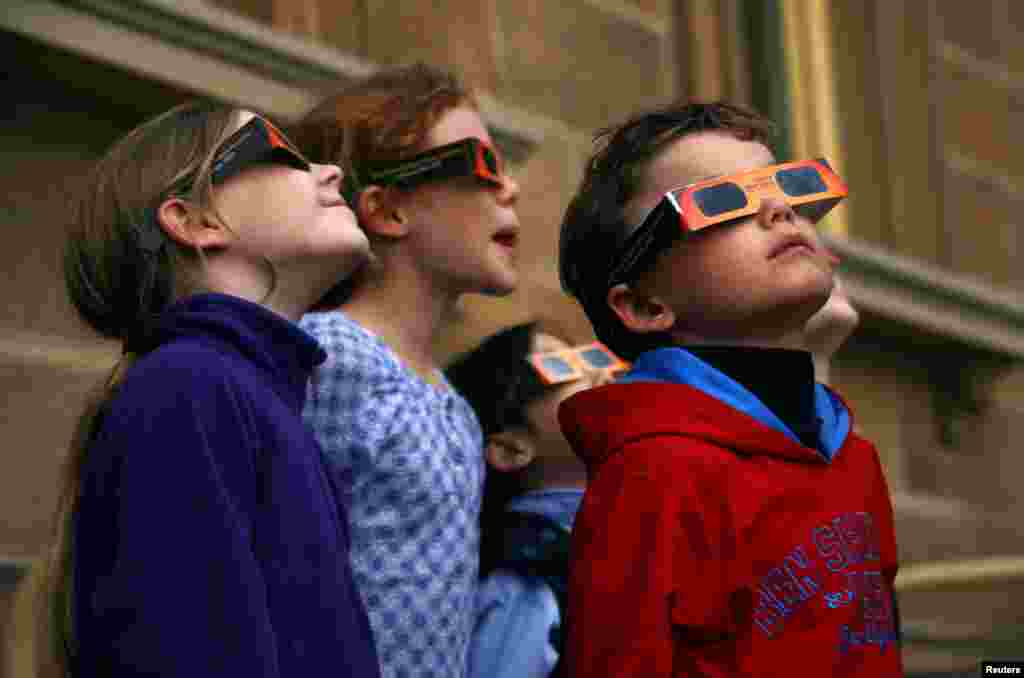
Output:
[619, 347, 850, 461]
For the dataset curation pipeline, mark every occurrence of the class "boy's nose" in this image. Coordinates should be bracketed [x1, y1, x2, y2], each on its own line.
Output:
[758, 198, 797, 228]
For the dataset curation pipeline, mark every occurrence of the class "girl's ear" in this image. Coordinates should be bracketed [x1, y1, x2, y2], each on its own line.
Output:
[155, 197, 232, 251]
[357, 185, 409, 239]
[485, 431, 536, 473]
[607, 283, 676, 334]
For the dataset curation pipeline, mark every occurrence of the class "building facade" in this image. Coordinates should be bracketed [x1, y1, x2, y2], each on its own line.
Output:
[2, 0, 1023, 674]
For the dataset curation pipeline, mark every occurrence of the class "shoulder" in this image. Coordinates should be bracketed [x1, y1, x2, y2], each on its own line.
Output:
[559, 382, 733, 465]
[837, 429, 894, 491]
[117, 339, 247, 410]
[477, 569, 559, 623]
[91, 342, 264, 474]
[577, 436, 733, 537]
[301, 310, 366, 348]
[602, 433, 736, 486]
[301, 311, 382, 363]
[302, 312, 404, 391]
[97, 343, 266, 453]
[442, 377, 484, 432]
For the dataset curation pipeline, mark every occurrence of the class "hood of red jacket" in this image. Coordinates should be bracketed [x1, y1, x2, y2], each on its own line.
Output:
[559, 380, 855, 475]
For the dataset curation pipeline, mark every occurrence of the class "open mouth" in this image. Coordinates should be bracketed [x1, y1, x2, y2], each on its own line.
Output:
[492, 229, 518, 248]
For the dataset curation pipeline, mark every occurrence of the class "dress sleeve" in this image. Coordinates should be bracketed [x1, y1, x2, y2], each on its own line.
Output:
[79, 361, 280, 677]
[467, 571, 561, 678]
[566, 436, 736, 677]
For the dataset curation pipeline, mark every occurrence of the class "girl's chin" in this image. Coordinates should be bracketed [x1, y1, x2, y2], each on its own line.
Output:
[482, 262, 519, 297]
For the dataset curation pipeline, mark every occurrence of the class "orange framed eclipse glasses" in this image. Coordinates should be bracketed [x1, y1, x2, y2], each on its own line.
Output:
[527, 341, 630, 386]
[608, 158, 847, 284]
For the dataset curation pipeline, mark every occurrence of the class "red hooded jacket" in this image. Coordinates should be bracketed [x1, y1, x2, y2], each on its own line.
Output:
[558, 374, 903, 677]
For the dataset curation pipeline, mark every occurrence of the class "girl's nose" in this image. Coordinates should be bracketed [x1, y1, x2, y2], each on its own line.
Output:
[497, 173, 520, 206]
[317, 163, 343, 188]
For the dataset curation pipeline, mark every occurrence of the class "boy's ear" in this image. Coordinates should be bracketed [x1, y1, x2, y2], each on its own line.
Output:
[607, 283, 676, 333]
[356, 185, 409, 239]
[485, 431, 536, 473]
[156, 197, 231, 250]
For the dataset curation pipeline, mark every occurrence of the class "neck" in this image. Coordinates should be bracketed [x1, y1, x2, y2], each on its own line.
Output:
[199, 281, 306, 323]
[201, 258, 342, 323]
[672, 327, 833, 382]
[671, 306, 822, 351]
[521, 456, 589, 492]
[685, 346, 821, 448]
[341, 260, 459, 380]
[813, 354, 831, 384]
[671, 332, 800, 351]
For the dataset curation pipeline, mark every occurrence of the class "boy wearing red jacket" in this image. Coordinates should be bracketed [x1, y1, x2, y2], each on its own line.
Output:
[557, 101, 903, 677]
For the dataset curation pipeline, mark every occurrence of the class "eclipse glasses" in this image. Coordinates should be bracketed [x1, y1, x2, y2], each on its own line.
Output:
[141, 116, 310, 253]
[360, 137, 505, 190]
[608, 158, 848, 285]
[176, 116, 310, 192]
[527, 342, 629, 386]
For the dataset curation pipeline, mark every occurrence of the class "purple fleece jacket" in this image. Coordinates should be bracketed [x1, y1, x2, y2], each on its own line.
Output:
[72, 293, 380, 678]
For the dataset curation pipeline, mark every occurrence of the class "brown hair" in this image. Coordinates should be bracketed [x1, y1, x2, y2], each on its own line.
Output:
[290, 63, 473, 308]
[35, 101, 244, 675]
[291, 62, 473, 185]
[559, 101, 775, 360]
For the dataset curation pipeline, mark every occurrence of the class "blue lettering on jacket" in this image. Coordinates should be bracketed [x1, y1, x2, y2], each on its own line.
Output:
[749, 512, 896, 653]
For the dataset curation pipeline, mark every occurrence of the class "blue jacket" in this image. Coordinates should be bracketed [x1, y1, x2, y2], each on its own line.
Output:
[468, 489, 583, 678]
[72, 293, 380, 678]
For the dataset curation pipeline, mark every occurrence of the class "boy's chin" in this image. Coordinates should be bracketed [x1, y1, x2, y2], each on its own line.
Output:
[700, 293, 833, 343]
[773, 290, 836, 338]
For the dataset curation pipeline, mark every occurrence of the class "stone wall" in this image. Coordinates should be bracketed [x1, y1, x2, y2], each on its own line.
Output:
[2, 1, 1023, 675]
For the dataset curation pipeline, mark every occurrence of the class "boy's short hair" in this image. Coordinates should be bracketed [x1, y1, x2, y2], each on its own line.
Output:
[559, 101, 774, 360]
[444, 323, 548, 438]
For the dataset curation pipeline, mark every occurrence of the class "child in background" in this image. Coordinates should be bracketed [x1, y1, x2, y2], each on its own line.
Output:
[557, 101, 903, 676]
[446, 322, 624, 678]
[44, 102, 379, 677]
[290, 63, 520, 678]
[802, 275, 859, 384]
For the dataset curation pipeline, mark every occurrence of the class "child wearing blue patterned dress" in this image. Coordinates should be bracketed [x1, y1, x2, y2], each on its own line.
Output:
[292, 63, 521, 678]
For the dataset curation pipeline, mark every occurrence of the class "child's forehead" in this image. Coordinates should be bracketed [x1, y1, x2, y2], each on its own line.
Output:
[426, 105, 492, 149]
[651, 131, 776, 189]
[624, 131, 776, 225]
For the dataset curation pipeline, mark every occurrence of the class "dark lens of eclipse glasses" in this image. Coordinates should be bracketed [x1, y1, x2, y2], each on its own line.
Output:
[693, 182, 748, 217]
[776, 166, 828, 197]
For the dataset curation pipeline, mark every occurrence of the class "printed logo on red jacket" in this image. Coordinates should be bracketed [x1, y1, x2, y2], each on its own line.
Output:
[751, 511, 898, 654]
